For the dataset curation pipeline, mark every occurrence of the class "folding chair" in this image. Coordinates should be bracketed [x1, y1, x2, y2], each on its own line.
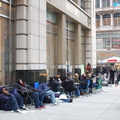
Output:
[16, 88, 34, 105]
[79, 79, 91, 96]
[62, 80, 76, 98]
[95, 78, 102, 92]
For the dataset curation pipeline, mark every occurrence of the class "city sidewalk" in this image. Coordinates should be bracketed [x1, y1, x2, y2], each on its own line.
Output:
[0, 85, 120, 120]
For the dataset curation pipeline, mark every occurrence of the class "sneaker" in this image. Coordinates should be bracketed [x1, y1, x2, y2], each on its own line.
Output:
[15, 109, 22, 113]
[52, 102, 59, 106]
[21, 106, 29, 111]
[40, 106, 46, 109]
[36, 107, 41, 110]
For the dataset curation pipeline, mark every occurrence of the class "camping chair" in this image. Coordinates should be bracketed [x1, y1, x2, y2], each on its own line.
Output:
[95, 78, 102, 92]
[16, 88, 34, 105]
[62, 80, 76, 98]
[79, 79, 91, 96]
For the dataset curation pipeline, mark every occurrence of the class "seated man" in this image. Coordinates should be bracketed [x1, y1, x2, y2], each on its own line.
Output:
[62, 76, 80, 97]
[79, 74, 88, 89]
[38, 83, 58, 105]
[49, 73, 62, 92]
[0, 86, 28, 113]
[16, 79, 45, 110]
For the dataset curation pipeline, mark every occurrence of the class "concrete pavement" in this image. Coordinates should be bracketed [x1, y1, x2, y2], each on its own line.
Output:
[0, 85, 120, 120]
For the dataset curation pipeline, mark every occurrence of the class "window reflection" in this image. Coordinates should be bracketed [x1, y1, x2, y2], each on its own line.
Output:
[0, 2, 9, 16]
[66, 21, 75, 72]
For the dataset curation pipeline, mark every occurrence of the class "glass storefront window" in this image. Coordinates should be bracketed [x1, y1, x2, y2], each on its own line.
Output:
[96, 15, 100, 27]
[97, 39, 103, 49]
[47, 12, 58, 78]
[103, 14, 111, 25]
[0, 1, 15, 85]
[0, 2, 9, 16]
[112, 38, 120, 49]
[103, 38, 110, 49]
[47, 10, 57, 24]
[66, 21, 75, 73]
[96, 0, 100, 8]
[114, 13, 120, 26]
[102, 0, 110, 7]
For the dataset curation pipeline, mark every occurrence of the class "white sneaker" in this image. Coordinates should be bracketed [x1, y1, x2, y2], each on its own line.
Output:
[15, 109, 22, 113]
[21, 106, 29, 111]
[52, 102, 59, 106]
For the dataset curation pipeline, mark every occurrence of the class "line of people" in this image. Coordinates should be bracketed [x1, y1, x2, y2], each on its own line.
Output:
[0, 65, 98, 114]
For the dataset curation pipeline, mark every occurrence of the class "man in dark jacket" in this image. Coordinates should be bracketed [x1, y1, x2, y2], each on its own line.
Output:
[109, 67, 116, 84]
[16, 79, 45, 109]
[62, 75, 80, 97]
[0, 86, 28, 113]
[49, 73, 62, 92]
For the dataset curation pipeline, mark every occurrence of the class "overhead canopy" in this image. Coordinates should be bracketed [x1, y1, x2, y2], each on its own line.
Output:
[107, 56, 120, 63]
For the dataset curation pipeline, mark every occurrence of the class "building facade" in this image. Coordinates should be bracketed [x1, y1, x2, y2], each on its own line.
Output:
[96, 0, 120, 66]
[0, 0, 96, 85]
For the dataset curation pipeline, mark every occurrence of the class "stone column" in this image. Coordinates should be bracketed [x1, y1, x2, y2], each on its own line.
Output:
[111, 14, 113, 26]
[110, 0, 113, 7]
[100, 0, 102, 8]
[16, 0, 28, 70]
[85, 30, 92, 65]
[74, 24, 82, 75]
[57, 13, 66, 77]
[84, 0, 91, 15]
[100, 15, 103, 26]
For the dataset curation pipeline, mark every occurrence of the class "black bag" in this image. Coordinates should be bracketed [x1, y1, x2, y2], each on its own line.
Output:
[43, 96, 52, 103]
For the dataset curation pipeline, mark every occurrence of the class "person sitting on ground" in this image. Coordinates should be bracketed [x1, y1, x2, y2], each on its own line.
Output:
[0, 86, 28, 113]
[16, 79, 45, 110]
[38, 83, 59, 105]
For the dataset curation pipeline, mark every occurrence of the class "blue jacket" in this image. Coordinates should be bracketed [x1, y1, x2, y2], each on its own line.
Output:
[38, 83, 50, 93]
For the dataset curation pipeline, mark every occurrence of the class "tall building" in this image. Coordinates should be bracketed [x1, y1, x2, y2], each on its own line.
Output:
[96, 0, 120, 66]
[0, 0, 96, 85]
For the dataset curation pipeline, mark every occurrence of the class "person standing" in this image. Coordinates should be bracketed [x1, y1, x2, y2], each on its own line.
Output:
[115, 71, 120, 87]
[86, 63, 92, 73]
[101, 65, 108, 81]
[109, 66, 116, 84]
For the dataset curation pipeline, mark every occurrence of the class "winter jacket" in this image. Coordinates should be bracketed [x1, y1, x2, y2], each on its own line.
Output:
[15, 82, 36, 95]
[38, 83, 50, 93]
[0, 87, 11, 109]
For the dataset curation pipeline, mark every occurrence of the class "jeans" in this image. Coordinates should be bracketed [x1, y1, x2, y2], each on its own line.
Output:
[30, 91, 44, 108]
[45, 90, 56, 104]
[4, 94, 19, 111]
[13, 92, 24, 109]
[73, 86, 80, 97]
[61, 98, 70, 102]
[75, 88, 80, 97]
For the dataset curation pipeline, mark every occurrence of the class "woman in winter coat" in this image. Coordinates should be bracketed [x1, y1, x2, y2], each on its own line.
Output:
[16, 79, 45, 109]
